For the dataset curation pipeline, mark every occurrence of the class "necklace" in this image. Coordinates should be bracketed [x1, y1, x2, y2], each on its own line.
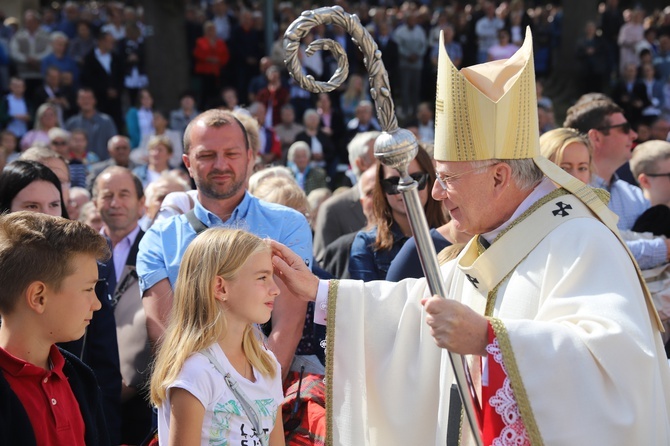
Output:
[235, 354, 251, 380]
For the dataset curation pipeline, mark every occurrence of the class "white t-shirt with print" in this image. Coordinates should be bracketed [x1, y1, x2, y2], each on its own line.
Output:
[158, 342, 283, 446]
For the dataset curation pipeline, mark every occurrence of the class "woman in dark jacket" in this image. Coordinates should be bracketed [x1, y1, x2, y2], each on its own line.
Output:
[349, 147, 447, 281]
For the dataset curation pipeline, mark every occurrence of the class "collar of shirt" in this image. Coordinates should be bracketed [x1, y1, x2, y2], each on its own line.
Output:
[0, 344, 67, 381]
[103, 224, 141, 282]
[390, 221, 410, 242]
[482, 177, 557, 243]
[94, 48, 112, 73]
[592, 174, 613, 191]
[593, 173, 650, 230]
[102, 224, 141, 251]
[193, 191, 253, 227]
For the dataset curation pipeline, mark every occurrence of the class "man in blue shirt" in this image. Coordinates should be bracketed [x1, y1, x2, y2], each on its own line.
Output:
[565, 99, 670, 269]
[137, 109, 312, 378]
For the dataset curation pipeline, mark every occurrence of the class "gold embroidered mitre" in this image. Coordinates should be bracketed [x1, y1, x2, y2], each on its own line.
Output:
[434, 27, 538, 161]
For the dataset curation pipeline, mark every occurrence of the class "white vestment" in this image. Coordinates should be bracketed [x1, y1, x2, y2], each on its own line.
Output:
[324, 188, 670, 446]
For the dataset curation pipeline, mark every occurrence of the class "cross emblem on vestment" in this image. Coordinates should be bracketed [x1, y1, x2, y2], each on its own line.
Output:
[552, 201, 572, 217]
[466, 274, 479, 288]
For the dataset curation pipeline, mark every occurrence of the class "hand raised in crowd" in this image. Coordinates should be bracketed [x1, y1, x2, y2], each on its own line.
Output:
[271, 240, 319, 302]
[421, 295, 489, 356]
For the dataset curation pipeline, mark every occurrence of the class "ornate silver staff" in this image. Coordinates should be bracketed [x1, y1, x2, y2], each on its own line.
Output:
[284, 6, 483, 445]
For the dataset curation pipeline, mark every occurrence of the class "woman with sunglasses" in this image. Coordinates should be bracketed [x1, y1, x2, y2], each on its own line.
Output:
[349, 146, 447, 281]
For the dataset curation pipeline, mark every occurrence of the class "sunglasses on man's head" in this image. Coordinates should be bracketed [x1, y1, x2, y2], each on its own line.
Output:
[381, 172, 429, 195]
[597, 122, 632, 134]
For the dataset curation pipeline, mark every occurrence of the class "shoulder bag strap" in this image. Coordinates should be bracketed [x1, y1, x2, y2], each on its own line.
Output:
[200, 348, 269, 446]
[185, 209, 209, 235]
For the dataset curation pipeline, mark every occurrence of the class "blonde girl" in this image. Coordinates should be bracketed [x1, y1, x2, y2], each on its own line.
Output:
[150, 228, 284, 446]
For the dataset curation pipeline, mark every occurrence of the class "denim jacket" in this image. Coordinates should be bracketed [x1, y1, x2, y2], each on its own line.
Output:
[349, 223, 408, 281]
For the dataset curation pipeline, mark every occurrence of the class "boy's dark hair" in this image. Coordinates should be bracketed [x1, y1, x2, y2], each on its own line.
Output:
[0, 212, 110, 314]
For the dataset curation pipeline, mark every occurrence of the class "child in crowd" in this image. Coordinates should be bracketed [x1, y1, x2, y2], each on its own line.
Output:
[150, 228, 285, 445]
[0, 211, 111, 444]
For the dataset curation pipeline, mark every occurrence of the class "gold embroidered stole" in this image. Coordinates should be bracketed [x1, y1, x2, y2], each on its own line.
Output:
[455, 189, 579, 445]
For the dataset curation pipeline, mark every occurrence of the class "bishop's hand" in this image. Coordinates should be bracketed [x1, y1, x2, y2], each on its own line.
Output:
[421, 295, 489, 356]
[270, 240, 319, 302]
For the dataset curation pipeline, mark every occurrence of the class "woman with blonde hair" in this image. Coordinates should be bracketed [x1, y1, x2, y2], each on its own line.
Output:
[150, 228, 284, 446]
[133, 135, 173, 188]
[540, 127, 594, 184]
[251, 175, 310, 219]
[248, 165, 293, 193]
[20, 103, 61, 150]
[339, 73, 369, 122]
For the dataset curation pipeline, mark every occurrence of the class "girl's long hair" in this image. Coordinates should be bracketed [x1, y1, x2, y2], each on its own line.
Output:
[372, 146, 447, 251]
[150, 228, 276, 406]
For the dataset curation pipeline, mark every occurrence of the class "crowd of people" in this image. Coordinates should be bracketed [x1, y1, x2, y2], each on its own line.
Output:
[1, 0, 670, 445]
[0, 0, 669, 172]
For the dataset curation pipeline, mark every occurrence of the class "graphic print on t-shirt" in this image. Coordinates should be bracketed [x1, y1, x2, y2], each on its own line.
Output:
[208, 398, 278, 445]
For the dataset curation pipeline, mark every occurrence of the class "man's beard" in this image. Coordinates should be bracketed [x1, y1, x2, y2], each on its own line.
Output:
[196, 170, 246, 200]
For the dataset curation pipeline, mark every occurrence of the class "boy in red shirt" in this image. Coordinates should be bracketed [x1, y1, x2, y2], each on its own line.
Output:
[0, 211, 111, 445]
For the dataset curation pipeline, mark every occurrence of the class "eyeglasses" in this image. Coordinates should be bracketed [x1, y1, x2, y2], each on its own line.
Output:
[283, 365, 305, 433]
[435, 162, 499, 190]
[596, 122, 632, 134]
[645, 172, 670, 179]
[381, 172, 429, 195]
[51, 140, 68, 146]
